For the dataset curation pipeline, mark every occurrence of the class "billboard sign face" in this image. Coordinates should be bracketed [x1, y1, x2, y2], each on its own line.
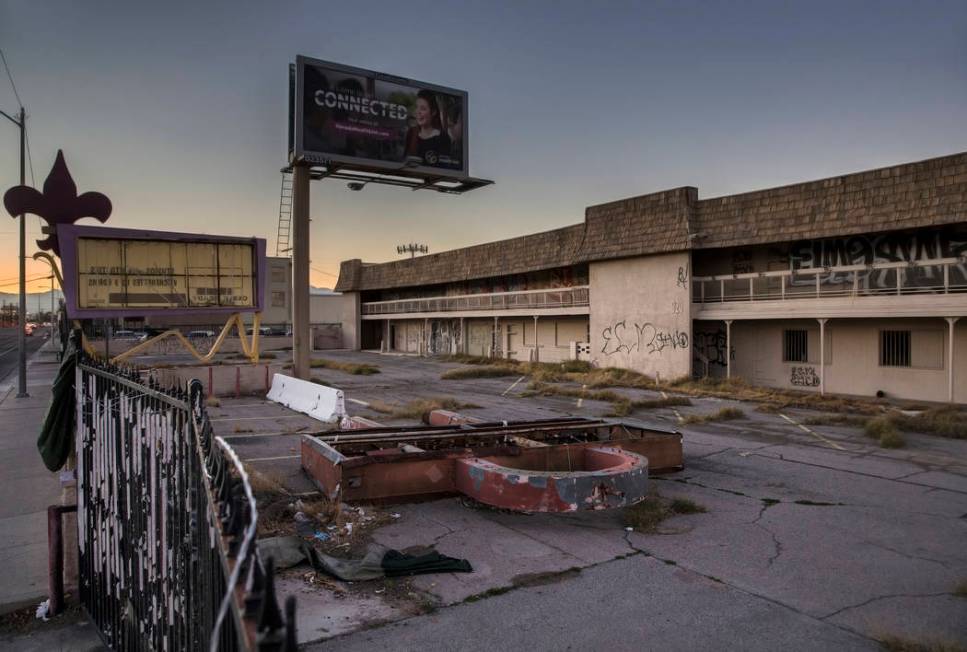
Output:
[58, 225, 266, 318]
[292, 56, 469, 179]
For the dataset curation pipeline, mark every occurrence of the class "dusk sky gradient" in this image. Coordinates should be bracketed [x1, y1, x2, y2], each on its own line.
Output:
[1, 0, 965, 291]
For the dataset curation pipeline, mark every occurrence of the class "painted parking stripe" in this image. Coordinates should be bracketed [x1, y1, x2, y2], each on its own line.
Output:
[347, 398, 370, 406]
[779, 413, 845, 450]
[661, 390, 685, 423]
[502, 376, 527, 396]
[242, 454, 301, 462]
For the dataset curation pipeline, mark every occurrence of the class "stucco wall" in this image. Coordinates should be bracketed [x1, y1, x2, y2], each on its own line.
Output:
[727, 318, 965, 403]
[310, 292, 360, 350]
[502, 316, 588, 363]
[589, 253, 692, 380]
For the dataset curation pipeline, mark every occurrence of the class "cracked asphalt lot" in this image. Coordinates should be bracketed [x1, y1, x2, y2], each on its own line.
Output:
[222, 352, 967, 650]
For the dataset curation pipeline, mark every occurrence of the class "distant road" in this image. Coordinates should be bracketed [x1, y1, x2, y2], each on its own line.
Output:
[0, 327, 47, 388]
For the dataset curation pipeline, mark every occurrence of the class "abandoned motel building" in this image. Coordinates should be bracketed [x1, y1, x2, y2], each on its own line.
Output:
[332, 151, 967, 405]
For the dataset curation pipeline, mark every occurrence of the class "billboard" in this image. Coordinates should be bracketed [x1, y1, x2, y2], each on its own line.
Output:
[291, 56, 469, 179]
[58, 225, 266, 318]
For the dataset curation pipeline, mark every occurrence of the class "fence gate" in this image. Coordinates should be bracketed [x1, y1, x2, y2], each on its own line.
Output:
[76, 358, 296, 651]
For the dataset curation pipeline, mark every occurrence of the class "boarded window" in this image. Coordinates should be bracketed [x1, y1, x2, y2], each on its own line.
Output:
[271, 266, 286, 283]
[271, 290, 286, 307]
[783, 330, 808, 362]
[880, 330, 911, 367]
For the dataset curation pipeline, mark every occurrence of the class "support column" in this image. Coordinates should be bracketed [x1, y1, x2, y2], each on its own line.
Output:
[492, 316, 498, 358]
[533, 315, 539, 363]
[818, 318, 828, 396]
[291, 165, 311, 380]
[724, 320, 732, 379]
[424, 318, 429, 356]
[946, 317, 959, 403]
[385, 319, 391, 352]
[459, 317, 465, 355]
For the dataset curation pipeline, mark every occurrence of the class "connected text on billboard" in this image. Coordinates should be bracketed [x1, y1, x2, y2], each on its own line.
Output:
[293, 56, 469, 178]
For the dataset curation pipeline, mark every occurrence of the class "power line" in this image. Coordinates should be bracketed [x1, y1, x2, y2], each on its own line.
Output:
[310, 266, 338, 278]
[0, 48, 23, 108]
[24, 126, 34, 185]
[0, 274, 51, 288]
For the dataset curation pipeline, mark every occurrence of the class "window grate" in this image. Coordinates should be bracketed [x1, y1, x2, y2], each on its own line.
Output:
[783, 329, 808, 362]
[880, 330, 911, 367]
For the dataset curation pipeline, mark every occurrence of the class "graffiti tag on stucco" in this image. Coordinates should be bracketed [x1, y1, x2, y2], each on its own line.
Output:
[790, 365, 820, 387]
[677, 265, 689, 289]
[601, 321, 689, 356]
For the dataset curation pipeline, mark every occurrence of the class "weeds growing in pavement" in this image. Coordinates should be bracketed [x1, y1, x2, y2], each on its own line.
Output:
[309, 358, 380, 375]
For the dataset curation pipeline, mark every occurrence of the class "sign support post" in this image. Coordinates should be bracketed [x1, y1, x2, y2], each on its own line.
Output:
[291, 164, 311, 380]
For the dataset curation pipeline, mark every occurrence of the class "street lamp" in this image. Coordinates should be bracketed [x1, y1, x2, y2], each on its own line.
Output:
[0, 105, 28, 398]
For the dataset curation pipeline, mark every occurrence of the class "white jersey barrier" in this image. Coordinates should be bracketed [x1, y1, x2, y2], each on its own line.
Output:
[266, 373, 346, 423]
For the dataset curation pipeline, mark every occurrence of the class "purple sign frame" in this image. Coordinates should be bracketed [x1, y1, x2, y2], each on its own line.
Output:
[58, 224, 267, 319]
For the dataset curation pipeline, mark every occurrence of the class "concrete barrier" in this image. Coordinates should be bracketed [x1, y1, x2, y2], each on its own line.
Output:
[266, 373, 346, 423]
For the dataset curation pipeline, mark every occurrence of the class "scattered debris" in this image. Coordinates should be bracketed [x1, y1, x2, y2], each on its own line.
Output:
[34, 599, 49, 622]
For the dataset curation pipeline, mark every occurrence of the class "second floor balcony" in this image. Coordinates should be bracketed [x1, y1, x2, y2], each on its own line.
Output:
[693, 258, 967, 303]
[362, 286, 590, 317]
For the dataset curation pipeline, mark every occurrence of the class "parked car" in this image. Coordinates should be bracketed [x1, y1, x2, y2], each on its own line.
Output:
[23, 323, 34, 336]
[188, 329, 216, 338]
[113, 330, 137, 338]
[246, 326, 273, 336]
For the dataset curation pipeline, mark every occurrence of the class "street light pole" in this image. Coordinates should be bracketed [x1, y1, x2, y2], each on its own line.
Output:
[1, 105, 28, 397]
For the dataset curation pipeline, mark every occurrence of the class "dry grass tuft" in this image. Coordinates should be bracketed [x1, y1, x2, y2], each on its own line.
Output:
[309, 358, 380, 375]
[953, 579, 967, 597]
[865, 416, 897, 439]
[890, 407, 967, 439]
[245, 466, 290, 498]
[669, 497, 707, 514]
[622, 497, 668, 532]
[879, 429, 906, 449]
[441, 365, 521, 380]
[205, 396, 221, 408]
[804, 414, 868, 427]
[623, 494, 708, 532]
[682, 406, 745, 425]
[365, 396, 481, 420]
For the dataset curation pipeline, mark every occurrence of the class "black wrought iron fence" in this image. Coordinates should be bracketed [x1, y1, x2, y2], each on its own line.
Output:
[76, 357, 296, 651]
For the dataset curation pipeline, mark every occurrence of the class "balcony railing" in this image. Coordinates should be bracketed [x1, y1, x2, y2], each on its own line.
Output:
[362, 286, 590, 316]
[693, 258, 967, 303]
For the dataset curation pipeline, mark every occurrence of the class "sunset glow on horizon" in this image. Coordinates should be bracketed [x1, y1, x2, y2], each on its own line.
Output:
[2, 1, 965, 295]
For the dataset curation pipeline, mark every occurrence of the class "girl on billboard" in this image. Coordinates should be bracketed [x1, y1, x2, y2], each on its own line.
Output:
[405, 89, 451, 167]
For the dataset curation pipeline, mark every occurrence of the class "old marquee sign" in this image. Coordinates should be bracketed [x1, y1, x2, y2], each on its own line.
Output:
[58, 225, 266, 318]
[290, 55, 470, 179]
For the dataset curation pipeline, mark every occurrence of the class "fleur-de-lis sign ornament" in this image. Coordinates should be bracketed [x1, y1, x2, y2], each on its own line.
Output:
[3, 149, 112, 255]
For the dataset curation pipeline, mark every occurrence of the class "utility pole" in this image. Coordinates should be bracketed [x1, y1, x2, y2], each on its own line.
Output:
[397, 243, 428, 259]
[0, 105, 28, 398]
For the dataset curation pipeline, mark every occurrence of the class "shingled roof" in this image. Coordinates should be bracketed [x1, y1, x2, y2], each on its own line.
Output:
[335, 151, 967, 292]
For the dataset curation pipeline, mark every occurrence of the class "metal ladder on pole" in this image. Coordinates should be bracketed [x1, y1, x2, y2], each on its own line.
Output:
[275, 172, 293, 257]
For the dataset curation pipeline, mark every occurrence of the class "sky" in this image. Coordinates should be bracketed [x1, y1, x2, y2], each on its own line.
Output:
[0, 0, 965, 292]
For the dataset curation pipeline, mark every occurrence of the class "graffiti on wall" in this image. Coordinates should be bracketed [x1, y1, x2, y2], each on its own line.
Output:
[693, 330, 733, 368]
[676, 265, 689, 289]
[600, 321, 689, 356]
[789, 230, 967, 289]
[790, 365, 820, 387]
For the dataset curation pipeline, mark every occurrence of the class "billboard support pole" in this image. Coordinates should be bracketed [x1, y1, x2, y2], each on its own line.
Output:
[291, 164, 311, 380]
